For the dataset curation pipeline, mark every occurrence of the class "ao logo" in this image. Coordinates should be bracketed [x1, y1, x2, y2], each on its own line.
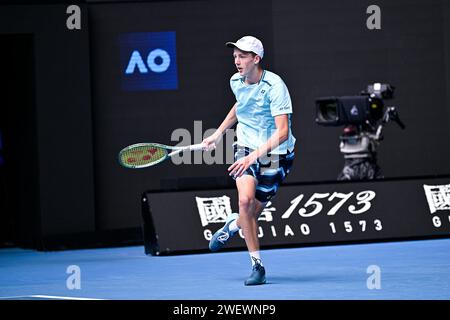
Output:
[120, 31, 178, 91]
[125, 49, 171, 74]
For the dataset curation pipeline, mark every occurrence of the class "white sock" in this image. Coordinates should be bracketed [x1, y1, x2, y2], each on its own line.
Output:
[228, 219, 239, 233]
[249, 251, 263, 266]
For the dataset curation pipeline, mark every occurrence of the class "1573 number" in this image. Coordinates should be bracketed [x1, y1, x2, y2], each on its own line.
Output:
[281, 191, 376, 219]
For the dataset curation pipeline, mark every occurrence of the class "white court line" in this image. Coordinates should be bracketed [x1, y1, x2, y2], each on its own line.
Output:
[31, 295, 105, 300]
[0, 295, 105, 300]
[0, 295, 31, 299]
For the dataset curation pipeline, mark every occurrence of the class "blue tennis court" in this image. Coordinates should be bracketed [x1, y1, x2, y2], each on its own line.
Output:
[1, 238, 449, 300]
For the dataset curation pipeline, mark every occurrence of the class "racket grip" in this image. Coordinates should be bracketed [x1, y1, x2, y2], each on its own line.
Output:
[189, 143, 207, 151]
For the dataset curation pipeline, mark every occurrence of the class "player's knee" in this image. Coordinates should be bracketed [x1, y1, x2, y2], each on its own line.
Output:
[239, 195, 255, 210]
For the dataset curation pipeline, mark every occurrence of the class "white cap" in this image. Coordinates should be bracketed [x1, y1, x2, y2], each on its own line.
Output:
[226, 36, 264, 59]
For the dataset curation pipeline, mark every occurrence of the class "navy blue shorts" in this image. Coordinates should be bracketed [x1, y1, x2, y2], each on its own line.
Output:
[233, 144, 295, 203]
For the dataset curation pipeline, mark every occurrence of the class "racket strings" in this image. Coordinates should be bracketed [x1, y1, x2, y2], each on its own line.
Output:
[120, 145, 166, 167]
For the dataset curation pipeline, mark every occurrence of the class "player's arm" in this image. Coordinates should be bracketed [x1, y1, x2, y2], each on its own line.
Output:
[202, 102, 237, 149]
[228, 114, 289, 177]
[254, 114, 289, 158]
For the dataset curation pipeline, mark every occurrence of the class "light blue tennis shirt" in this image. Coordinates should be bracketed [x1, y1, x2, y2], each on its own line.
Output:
[230, 70, 296, 154]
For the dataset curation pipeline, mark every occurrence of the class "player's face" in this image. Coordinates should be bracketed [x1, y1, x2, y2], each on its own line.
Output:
[233, 48, 258, 77]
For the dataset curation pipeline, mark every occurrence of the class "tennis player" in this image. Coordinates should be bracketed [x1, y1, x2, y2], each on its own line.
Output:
[202, 36, 296, 285]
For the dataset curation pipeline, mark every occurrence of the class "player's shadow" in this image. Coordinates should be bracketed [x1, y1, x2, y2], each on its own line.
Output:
[264, 273, 341, 285]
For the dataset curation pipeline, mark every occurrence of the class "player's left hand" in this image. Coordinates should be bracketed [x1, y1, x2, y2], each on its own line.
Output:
[228, 152, 258, 178]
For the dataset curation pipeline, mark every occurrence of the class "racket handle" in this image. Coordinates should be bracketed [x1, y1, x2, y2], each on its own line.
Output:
[189, 143, 207, 151]
[169, 143, 211, 157]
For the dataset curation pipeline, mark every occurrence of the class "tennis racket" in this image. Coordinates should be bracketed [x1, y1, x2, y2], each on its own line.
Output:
[118, 142, 210, 169]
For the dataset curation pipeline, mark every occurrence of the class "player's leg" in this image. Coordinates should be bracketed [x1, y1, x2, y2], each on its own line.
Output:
[235, 185, 266, 254]
[235, 175, 267, 285]
[208, 175, 266, 253]
[235, 175, 258, 251]
[236, 198, 266, 232]
[209, 145, 255, 252]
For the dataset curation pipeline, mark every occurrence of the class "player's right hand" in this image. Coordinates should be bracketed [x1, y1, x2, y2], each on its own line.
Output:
[202, 133, 220, 151]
